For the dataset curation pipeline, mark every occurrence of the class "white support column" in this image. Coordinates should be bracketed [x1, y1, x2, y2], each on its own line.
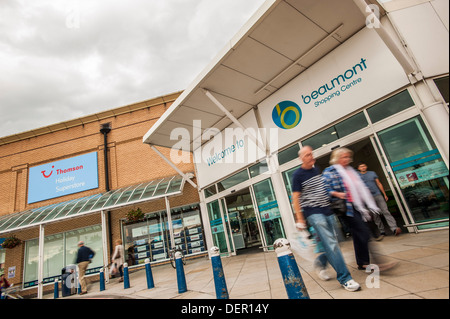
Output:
[165, 197, 175, 249]
[149, 145, 198, 189]
[101, 211, 110, 283]
[198, 190, 214, 258]
[37, 224, 45, 299]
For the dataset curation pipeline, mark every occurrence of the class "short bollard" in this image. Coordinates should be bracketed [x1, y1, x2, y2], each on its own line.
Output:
[274, 238, 310, 299]
[99, 268, 105, 291]
[210, 246, 229, 299]
[175, 251, 187, 293]
[145, 258, 155, 289]
[123, 263, 130, 289]
[54, 278, 59, 299]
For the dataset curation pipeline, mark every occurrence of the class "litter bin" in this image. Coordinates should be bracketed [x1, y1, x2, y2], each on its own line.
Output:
[61, 264, 77, 297]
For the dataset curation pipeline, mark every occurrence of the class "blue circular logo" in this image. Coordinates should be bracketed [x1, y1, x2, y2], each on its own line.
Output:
[272, 101, 302, 130]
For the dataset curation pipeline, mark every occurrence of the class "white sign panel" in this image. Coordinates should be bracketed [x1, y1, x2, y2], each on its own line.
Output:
[258, 28, 410, 150]
[194, 109, 266, 188]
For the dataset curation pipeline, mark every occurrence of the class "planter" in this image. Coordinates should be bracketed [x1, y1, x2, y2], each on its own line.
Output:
[126, 208, 145, 223]
[1, 235, 21, 249]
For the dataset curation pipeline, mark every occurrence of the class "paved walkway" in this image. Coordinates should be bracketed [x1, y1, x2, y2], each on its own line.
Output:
[54, 229, 448, 299]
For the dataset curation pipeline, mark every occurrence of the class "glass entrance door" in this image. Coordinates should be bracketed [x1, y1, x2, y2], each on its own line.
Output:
[224, 188, 262, 251]
[377, 117, 449, 230]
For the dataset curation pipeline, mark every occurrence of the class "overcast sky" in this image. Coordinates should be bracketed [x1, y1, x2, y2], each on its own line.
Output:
[0, 0, 266, 138]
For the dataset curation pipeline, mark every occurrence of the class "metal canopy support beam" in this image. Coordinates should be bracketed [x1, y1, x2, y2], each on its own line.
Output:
[202, 89, 267, 155]
[37, 224, 45, 299]
[149, 145, 198, 189]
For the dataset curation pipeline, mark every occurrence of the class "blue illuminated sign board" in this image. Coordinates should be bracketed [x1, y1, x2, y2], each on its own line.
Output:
[28, 152, 99, 204]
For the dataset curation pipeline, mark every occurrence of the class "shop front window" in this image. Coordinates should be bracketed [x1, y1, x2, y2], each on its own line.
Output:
[207, 200, 229, 253]
[302, 112, 368, 149]
[123, 204, 205, 266]
[367, 90, 415, 123]
[282, 165, 301, 215]
[252, 179, 286, 247]
[378, 117, 449, 229]
[23, 225, 103, 288]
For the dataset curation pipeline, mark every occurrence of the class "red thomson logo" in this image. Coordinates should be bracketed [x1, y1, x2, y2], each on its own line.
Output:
[40, 164, 84, 179]
[41, 166, 55, 178]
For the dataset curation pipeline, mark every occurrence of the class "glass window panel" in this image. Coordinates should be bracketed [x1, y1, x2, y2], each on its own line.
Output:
[24, 225, 103, 288]
[90, 193, 112, 211]
[43, 233, 64, 283]
[140, 182, 159, 199]
[282, 165, 301, 215]
[2, 212, 32, 230]
[103, 189, 127, 207]
[42, 199, 78, 222]
[204, 185, 217, 198]
[367, 90, 415, 123]
[123, 218, 150, 266]
[128, 184, 148, 202]
[68, 194, 102, 215]
[278, 144, 300, 165]
[249, 160, 268, 178]
[149, 212, 169, 261]
[24, 239, 39, 287]
[302, 127, 338, 149]
[207, 200, 228, 253]
[217, 170, 249, 192]
[115, 188, 136, 205]
[434, 76, 449, 104]
[378, 116, 449, 226]
[153, 179, 171, 197]
[335, 112, 368, 138]
[166, 176, 183, 194]
[253, 179, 286, 247]
[65, 225, 103, 270]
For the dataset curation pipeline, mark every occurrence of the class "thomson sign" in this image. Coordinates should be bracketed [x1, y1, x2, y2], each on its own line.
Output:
[28, 152, 99, 204]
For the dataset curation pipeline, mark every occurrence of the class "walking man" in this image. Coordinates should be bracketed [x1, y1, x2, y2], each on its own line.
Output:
[292, 146, 360, 292]
[357, 162, 402, 237]
[76, 241, 95, 295]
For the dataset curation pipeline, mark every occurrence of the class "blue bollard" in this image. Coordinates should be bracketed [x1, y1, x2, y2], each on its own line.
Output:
[175, 251, 187, 293]
[145, 258, 155, 289]
[274, 238, 310, 299]
[54, 278, 59, 299]
[123, 263, 130, 289]
[210, 247, 229, 299]
[99, 268, 105, 291]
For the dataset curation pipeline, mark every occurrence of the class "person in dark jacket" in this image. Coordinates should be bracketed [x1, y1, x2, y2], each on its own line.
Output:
[76, 241, 95, 295]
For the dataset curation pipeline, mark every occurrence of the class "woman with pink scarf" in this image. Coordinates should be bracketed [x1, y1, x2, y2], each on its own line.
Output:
[323, 147, 397, 272]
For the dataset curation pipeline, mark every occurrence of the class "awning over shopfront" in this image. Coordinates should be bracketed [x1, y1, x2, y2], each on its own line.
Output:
[0, 174, 187, 235]
[143, 0, 384, 150]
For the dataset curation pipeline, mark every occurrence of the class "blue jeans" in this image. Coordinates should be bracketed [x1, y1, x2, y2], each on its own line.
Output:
[306, 214, 353, 285]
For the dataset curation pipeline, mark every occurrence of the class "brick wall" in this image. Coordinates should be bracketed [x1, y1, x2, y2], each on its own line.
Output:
[0, 92, 201, 297]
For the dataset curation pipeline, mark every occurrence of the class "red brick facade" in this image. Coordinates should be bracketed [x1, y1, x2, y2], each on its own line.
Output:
[0, 91, 200, 296]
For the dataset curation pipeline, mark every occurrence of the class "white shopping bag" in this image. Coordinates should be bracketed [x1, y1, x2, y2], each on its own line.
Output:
[289, 230, 317, 262]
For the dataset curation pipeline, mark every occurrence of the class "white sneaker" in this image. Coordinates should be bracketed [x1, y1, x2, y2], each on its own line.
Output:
[318, 269, 331, 281]
[314, 260, 330, 281]
[342, 279, 361, 292]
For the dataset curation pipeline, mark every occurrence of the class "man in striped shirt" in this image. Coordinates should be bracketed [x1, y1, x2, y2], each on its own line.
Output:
[292, 146, 360, 292]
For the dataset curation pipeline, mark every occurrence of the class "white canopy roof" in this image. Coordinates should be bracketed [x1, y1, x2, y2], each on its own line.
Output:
[143, 0, 383, 150]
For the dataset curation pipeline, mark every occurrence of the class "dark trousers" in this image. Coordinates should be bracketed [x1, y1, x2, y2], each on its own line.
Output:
[343, 209, 371, 267]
